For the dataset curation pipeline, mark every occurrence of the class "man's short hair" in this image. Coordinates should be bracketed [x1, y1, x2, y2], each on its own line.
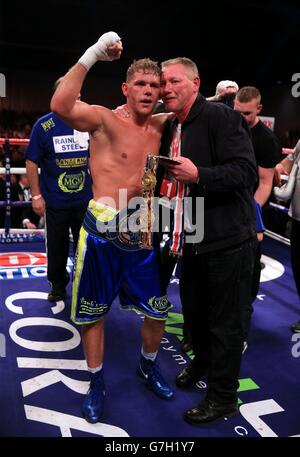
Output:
[161, 57, 199, 79]
[126, 58, 161, 82]
[236, 86, 261, 103]
[53, 66, 76, 92]
[53, 76, 64, 92]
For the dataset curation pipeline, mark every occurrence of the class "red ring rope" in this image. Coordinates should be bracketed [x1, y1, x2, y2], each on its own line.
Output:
[0, 138, 29, 146]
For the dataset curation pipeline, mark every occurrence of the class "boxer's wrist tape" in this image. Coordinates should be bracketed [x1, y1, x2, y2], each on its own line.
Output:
[78, 45, 101, 70]
[78, 32, 121, 70]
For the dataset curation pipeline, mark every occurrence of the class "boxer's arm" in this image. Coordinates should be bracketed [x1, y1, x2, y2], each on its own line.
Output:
[113, 108, 175, 133]
[153, 112, 175, 122]
[51, 32, 122, 132]
[152, 112, 175, 133]
[51, 64, 102, 132]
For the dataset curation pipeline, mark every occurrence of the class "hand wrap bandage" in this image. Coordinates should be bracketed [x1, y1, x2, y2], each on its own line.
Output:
[78, 31, 121, 70]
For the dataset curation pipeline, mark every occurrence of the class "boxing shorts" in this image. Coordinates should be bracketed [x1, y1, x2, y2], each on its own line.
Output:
[71, 200, 172, 324]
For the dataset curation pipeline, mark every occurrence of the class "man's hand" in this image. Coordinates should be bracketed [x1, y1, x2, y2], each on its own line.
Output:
[32, 196, 46, 217]
[78, 31, 122, 71]
[23, 221, 37, 229]
[257, 232, 264, 242]
[274, 163, 288, 187]
[106, 40, 123, 60]
[164, 156, 199, 184]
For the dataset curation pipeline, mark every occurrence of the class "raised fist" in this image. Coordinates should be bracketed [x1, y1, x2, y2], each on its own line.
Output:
[78, 31, 122, 70]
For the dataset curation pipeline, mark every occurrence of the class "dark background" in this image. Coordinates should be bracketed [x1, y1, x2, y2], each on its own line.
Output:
[0, 0, 299, 143]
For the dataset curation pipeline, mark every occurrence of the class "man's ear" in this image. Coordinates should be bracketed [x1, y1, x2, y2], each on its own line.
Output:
[257, 103, 263, 114]
[121, 82, 128, 97]
[193, 76, 200, 92]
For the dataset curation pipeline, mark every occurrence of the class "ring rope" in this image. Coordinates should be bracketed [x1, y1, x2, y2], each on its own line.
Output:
[0, 138, 29, 146]
[0, 167, 40, 174]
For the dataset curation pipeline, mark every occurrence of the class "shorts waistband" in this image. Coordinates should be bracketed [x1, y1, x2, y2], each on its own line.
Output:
[83, 200, 144, 251]
[87, 200, 119, 222]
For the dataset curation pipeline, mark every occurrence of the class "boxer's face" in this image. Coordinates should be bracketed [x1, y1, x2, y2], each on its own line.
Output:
[160, 64, 199, 116]
[122, 70, 160, 116]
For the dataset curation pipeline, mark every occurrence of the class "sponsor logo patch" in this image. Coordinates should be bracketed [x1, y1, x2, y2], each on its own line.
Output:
[53, 135, 88, 153]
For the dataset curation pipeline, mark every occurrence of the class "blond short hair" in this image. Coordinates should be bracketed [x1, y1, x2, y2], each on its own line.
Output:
[126, 58, 161, 82]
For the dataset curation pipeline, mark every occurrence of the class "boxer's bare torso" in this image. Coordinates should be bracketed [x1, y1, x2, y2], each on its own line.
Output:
[89, 107, 168, 208]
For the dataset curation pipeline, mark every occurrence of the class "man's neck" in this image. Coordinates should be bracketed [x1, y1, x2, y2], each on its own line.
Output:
[250, 117, 260, 129]
[177, 94, 198, 124]
[126, 105, 152, 129]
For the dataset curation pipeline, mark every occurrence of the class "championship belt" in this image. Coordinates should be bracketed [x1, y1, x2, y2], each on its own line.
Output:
[140, 154, 159, 249]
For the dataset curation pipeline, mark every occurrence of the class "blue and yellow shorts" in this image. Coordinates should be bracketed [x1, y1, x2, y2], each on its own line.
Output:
[71, 200, 172, 324]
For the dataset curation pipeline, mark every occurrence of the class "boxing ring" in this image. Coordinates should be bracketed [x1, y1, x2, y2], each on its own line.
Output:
[1, 139, 300, 438]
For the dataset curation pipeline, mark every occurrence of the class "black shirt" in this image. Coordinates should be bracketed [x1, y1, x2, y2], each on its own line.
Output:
[251, 120, 281, 168]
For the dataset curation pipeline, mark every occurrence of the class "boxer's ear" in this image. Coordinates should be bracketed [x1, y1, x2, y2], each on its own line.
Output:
[122, 82, 128, 97]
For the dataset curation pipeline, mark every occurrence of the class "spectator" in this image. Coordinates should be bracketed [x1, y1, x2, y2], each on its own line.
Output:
[234, 86, 281, 348]
[207, 79, 239, 108]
